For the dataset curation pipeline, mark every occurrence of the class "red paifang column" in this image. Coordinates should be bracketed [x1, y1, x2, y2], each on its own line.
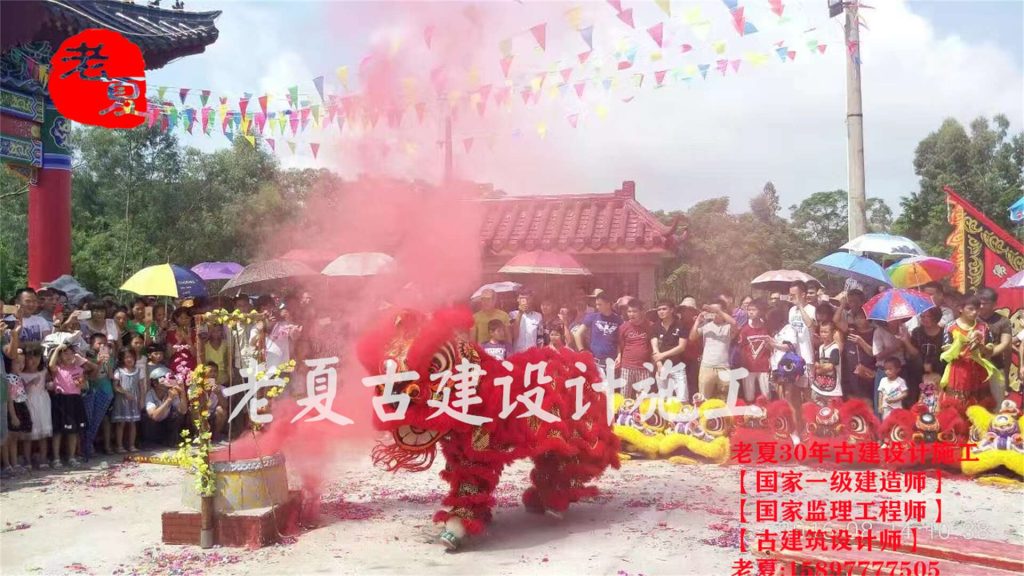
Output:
[28, 103, 73, 288]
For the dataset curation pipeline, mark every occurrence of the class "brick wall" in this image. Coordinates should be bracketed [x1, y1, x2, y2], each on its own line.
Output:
[162, 491, 303, 547]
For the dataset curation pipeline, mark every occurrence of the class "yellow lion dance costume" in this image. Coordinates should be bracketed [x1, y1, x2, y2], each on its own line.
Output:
[962, 399, 1024, 485]
[612, 393, 732, 465]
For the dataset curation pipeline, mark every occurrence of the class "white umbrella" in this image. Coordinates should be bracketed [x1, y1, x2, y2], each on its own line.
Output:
[750, 269, 820, 291]
[471, 281, 522, 300]
[321, 252, 395, 277]
[840, 233, 926, 257]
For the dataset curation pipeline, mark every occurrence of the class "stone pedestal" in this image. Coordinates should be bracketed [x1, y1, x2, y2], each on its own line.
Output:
[163, 453, 300, 548]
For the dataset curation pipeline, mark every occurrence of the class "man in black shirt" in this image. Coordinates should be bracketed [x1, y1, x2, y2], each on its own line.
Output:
[977, 288, 1012, 404]
[651, 299, 688, 400]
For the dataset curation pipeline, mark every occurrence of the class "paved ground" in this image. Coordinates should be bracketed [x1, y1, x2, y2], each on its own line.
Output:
[1, 444, 1022, 576]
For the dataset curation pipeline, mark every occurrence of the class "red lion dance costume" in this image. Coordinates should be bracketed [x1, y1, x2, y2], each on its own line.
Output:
[357, 307, 620, 550]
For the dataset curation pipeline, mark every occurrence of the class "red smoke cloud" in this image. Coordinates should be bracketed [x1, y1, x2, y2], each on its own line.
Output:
[214, 3, 566, 498]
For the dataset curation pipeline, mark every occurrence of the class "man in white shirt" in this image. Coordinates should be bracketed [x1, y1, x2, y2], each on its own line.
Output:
[3, 288, 53, 343]
[509, 294, 543, 355]
[787, 282, 817, 383]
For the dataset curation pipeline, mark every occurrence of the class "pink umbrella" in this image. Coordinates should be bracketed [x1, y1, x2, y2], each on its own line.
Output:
[499, 251, 591, 276]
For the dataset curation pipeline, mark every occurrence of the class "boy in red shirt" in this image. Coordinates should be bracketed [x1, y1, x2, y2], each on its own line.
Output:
[618, 298, 653, 399]
[737, 299, 772, 402]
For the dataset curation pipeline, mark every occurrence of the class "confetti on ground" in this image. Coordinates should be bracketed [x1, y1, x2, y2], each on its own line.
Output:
[112, 548, 242, 576]
[2, 522, 31, 532]
[320, 498, 381, 521]
[54, 462, 141, 490]
[701, 522, 741, 549]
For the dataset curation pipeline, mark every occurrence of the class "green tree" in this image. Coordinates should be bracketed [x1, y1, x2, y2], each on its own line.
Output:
[0, 166, 29, 297]
[790, 190, 893, 256]
[894, 115, 1024, 255]
[0, 126, 337, 297]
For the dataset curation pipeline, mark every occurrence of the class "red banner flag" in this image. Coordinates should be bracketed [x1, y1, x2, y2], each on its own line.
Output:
[946, 186, 1024, 396]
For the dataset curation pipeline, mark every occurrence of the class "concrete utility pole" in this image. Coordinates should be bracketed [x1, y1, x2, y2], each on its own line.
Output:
[844, 0, 868, 240]
[443, 114, 454, 184]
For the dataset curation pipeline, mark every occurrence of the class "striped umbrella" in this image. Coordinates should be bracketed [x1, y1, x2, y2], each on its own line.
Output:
[862, 289, 935, 322]
[885, 256, 955, 288]
[121, 264, 208, 298]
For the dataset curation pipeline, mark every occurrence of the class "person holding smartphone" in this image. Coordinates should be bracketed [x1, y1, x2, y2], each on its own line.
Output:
[77, 301, 121, 346]
[689, 302, 737, 400]
[4, 289, 53, 343]
[509, 293, 543, 356]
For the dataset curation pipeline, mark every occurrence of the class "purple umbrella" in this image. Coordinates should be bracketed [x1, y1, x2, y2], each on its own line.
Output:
[191, 262, 244, 281]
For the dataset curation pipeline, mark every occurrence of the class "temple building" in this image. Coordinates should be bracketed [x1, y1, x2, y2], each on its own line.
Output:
[1, 0, 221, 287]
[479, 181, 684, 304]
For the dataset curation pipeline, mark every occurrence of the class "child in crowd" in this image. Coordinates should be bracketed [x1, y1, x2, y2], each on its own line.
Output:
[49, 342, 95, 468]
[876, 357, 908, 421]
[111, 349, 143, 453]
[21, 343, 51, 468]
[83, 334, 115, 457]
[919, 378, 939, 415]
[482, 319, 509, 361]
[737, 299, 771, 402]
[812, 322, 843, 406]
[5, 352, 33, 473]
[128, 333, 146, 358]
[547, 323, 567, 351]
[203, 361, 228, 440]
[146, 344, 166, 378]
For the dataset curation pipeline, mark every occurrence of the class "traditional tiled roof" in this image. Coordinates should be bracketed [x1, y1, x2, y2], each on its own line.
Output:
[480, 181, 681, 256]
[1, 0, 220, 70]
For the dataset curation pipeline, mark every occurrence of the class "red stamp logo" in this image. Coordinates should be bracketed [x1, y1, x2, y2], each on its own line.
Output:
[48, 29, 147, 128]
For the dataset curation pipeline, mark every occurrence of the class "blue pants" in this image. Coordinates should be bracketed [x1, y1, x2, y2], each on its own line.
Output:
[81, 388, 113, 457]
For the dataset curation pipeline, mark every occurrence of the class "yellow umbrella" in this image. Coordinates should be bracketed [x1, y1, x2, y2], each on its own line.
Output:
[120, 264, 208, 298]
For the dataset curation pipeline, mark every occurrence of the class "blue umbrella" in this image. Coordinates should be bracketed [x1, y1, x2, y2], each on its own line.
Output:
[862, 289, 934, 321]
[1010, 196, 1024, 223]
[812, 252, 892, 288]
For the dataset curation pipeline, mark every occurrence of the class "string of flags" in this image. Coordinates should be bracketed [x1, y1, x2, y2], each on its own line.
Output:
[134, 0, 839, 159]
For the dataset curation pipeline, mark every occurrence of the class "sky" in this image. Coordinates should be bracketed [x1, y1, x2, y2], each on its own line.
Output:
[146, 0, 1024, 216]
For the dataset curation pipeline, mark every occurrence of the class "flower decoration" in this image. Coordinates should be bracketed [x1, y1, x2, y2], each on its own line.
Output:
[176, 363, 217, 496]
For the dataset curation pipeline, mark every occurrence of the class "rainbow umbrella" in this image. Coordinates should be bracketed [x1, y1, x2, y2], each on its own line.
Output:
[120, 264, 208, 298]
[885, 256, 954, 288]
[862, 289, 934, 322]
